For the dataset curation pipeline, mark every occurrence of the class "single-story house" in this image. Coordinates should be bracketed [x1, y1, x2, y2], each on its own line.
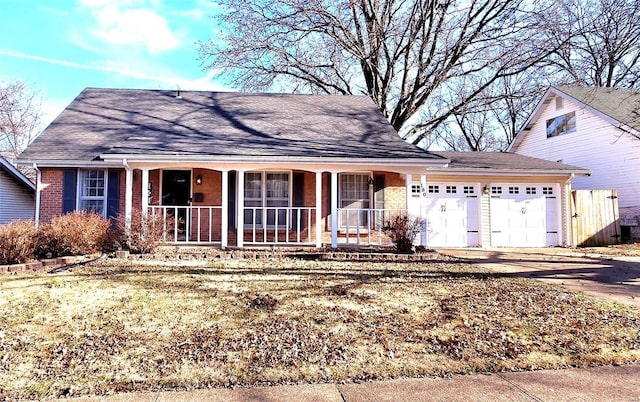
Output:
[509, 86, 640, 239]
[17, 88, 588, 248]
[0, 156, 35, 224]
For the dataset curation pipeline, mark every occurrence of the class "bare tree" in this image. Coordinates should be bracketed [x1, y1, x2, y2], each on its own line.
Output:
[0, 81, 42, 162]
[198, 0, 560, 146]
[544, 0, 640, 88]
[429, 73, 550, 151]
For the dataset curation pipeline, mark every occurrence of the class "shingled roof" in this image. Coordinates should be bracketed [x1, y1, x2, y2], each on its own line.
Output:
[19, 88, 441, 163]
[554, 86, 640, 132]
[431, 152, 589, 174]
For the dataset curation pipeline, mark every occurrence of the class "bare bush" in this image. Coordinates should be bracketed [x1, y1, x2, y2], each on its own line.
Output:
[115, 210, 169, 254]
[382, 215, 423, 253]
[37, 211, 110, 258]
[0, 220, 37, 264]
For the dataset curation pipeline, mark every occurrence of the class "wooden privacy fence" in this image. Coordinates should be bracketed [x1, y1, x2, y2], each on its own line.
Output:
[571, 190, 621, 246]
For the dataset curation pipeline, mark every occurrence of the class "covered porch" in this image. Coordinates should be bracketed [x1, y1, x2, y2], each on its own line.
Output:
[121, 162, 417, 248]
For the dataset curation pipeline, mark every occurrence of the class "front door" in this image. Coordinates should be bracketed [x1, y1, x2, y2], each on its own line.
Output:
[162, 170, 191, 238]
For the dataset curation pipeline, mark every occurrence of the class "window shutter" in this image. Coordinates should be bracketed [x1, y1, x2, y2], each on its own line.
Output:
[62, 170, 77, 214]
[374, 174, 385, 210]
[107, 170, 120, 220]
[293, 172, 305, 229]
[228, 171, 237, 230]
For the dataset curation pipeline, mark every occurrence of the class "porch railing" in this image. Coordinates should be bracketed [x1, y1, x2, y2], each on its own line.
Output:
[337, 208, 408, 246]
[243, 206, 317, 245]
[149, 206, 223, 244]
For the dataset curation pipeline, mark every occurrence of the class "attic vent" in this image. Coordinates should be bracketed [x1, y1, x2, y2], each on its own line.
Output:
[555, 96, 563, 110]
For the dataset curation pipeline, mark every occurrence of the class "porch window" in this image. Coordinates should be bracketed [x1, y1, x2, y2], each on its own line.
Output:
[339, 173, 370, 228]
[244, 172, 290, 227]
[78, 170, 107, 216]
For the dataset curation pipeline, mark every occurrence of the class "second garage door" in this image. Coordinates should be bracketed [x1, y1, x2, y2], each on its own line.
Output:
[489, 184, 560, 247]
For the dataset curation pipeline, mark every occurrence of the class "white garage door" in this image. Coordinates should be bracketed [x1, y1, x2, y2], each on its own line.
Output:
[490, 185, 559, 247]
[423, 183, 479, 247]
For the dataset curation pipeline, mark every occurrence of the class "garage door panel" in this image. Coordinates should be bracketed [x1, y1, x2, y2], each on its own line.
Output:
[490, 184, 557, 247]
[423, 183, 479, 248]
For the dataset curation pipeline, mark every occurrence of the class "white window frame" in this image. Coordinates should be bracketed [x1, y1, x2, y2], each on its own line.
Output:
[76, 169, 108, 218]
[339, 172, 372, 229]
[546, 111, 576, 138]
[244, 171, 292, 228]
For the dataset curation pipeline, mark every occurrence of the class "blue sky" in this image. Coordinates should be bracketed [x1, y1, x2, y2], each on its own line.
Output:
[0, 0, 229, 127]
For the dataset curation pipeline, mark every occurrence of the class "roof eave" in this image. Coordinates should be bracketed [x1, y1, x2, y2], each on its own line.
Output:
[425, 167, 591, 177]
[1, 158, 36, 191]
[98, 153, 450, 167]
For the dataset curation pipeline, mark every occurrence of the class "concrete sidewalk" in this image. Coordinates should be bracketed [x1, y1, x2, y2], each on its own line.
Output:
[68, 364, 640, 401]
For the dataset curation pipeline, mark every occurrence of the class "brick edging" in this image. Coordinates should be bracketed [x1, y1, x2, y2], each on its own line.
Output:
[0, 255, 99, 275]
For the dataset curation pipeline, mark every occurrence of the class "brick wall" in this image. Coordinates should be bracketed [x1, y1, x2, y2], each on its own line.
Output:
[39, 168, 64, 224]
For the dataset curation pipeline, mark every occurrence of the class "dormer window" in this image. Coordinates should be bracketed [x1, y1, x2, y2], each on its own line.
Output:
[546, 111, 576, 138]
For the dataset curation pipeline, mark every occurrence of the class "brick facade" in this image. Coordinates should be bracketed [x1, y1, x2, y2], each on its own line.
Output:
[37, 168, 407, 246]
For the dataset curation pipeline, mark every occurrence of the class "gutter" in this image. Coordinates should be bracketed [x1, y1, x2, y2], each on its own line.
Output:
[33, 163, 41, 227]
[424, 168, 591, 177]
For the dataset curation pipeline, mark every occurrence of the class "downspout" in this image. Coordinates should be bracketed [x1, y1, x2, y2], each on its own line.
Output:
[33, 163, 41, 228]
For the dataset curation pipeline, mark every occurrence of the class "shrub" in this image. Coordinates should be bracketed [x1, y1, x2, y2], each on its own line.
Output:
[115, 210, 169, 254]
[0, 220, 37, 264]
[382, 214, 423, 253]
[37, 211, 111, 258]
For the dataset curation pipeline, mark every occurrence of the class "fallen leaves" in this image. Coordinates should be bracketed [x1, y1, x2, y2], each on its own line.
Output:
[0, 258, 638, 400]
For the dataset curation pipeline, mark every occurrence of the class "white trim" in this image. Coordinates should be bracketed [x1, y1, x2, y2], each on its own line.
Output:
[338, 171, 373, 229]
[315, 171, 322, 248]
[330, 172, 338, 248]
[0, 157, 35, 191]
[424, 168, 589, 177]
[76, 169, 109, 218]
[34, 166, 41, 227]
[125, 168, 133, 231]
[221, 170, 229, 248]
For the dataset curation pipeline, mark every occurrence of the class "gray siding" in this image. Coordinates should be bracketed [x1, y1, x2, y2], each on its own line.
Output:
[0, 171, 35, 224]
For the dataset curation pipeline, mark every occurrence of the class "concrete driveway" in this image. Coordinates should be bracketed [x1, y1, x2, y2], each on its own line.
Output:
[438, 248, 640, 309]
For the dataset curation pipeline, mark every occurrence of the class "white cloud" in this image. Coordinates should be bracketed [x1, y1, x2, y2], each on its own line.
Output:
[79, 1, 182, 54]
[0, 50, 229, 93]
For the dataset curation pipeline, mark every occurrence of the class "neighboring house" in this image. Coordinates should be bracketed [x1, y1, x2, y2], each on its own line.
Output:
[509, 86, 640, 239]
[0, 156, 35, 224]
[17, 88, 587, 248]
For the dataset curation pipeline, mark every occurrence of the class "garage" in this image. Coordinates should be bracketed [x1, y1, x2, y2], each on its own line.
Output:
[421, 182, 480, 247]
[489, 184, 560, 247]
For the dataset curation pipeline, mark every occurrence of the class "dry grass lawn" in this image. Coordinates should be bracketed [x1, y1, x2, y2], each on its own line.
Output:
[1, 257, 639, 400]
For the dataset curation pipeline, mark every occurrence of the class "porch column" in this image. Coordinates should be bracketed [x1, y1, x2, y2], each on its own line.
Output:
[331, 171, 338, 248]
[315, 171, 322, 248]
[236, 170, 244, 248]
[405, 174, 412, 210]
[221, 170, 229, 248]
[124, 167, 133, 231]
[141, 169, 149, 216]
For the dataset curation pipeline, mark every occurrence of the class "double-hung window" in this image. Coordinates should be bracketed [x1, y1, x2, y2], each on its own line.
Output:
[244, 172, 290, 227]
[339, 173, 370, 228]
[78, 170, 107, 216]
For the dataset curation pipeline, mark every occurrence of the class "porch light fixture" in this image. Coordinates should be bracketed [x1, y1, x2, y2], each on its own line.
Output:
[368, 177, 375, 186]
[482, 185, 490, 195]
[196, 175, 203, 185]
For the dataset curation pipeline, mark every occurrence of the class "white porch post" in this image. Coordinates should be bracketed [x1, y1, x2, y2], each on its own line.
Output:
[405, 174, 412, 210]
[221, 170, 229, 248]
[236, 170, 244, 248]
[331, 171, 338, 248]
[141, 169, 149, 216]
[124, 167, 133, 231]
[315, 171, 322, 248]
